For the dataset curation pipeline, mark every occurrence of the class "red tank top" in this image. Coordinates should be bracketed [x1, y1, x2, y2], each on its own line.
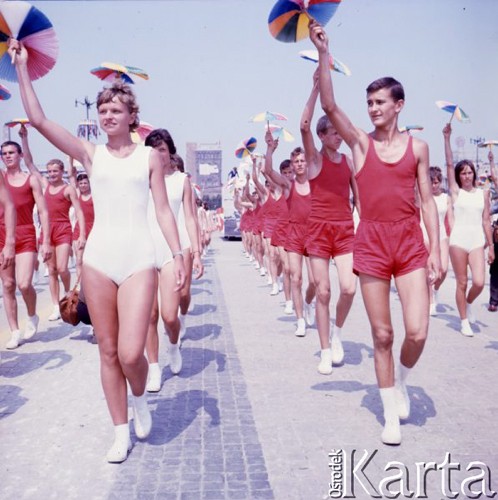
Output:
[309, 153, 352, 221]
[45, 185, 71, 223]
[4, 175, 35, 226]
[79, 194, 95, 229]
[264, 193, 282, 220]
[275, 194, 289, 223]
[356, 135, 417, 222]
[287, 181, 311, 224]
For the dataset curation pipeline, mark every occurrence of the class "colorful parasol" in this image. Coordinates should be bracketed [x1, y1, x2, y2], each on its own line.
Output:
[77, 119, 99, 141]
[298, 49, 351, 76]
[90, 62, 149, 84]
[0, 83, 11, 100]
[4, 117, 30, 127]
[0, 1, 58, 82]
[435, 101, 470, 123]
[249, 111, 288, 128]
[131, 121, 154, 143]
[268, 0, 341, 43]
[478, 140, 498, 149]
[266, 124, 295, 142]
[399, 125, 424, 134]
[235, 137, 257, 159]
[192, 183, 202, 200]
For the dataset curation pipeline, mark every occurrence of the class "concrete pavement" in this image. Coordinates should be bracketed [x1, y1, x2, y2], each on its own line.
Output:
[1, 236, 497, 499]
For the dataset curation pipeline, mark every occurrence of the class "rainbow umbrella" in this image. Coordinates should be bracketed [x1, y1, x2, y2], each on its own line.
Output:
[235, 137, 257, 159]
[131, 121, 154, 143]
[478, 140, 498, 149]
[268, 0, 342, 43]
[399, 125, 424, 134]
[249, 111, 288, 128]
[266, 124, 295, 142]
[435, 101, 470, 123]
[5, 117, 30, 127]
[298, 49, 351, 76]
[0, 83, 11, 100]
[0, 1, 58, 82]
[90, 62, 149, 84]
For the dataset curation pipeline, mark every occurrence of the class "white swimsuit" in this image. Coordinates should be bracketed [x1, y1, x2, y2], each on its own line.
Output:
[83, 144, 155, 285]
[148, 171, 190, 269]
[449, 188, 486, 253]
[421, 192, 449, 243]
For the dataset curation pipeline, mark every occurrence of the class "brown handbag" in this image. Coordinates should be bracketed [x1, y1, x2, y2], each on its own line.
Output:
[59, 278, 81, 326]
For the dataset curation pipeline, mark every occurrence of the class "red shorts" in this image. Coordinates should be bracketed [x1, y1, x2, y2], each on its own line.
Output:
[271, 221, 289, 247]
[305, 219, 354, 259]
[285, 222, 308, 256]
[41, 221, 73, 247]
[73, 223, 93, 241]
[353, 216, 428, 280]
[263, 218, 278, 239]
[0, 224, 37, 254]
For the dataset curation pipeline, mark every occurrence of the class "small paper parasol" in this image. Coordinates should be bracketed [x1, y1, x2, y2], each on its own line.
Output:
[235, 137, 257, 159]
[435, 101, 470, 123]
[90, 62, 149, 84]
[249, 111, 288, 129]
[399, 125, 424, 134]
[266, 124, 295, 142]
[0, 83, 11, 100]
[5, 117, 30, 127]
[0, 0, 59, 82]
[268, 0, 342, 43]
[478, 140, 498, 149]
[131, 121, 154, 143]
[298, 49, 351, 76]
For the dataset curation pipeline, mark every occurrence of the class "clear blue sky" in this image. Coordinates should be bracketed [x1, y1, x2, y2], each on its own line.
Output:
[2, 0, 497, 177]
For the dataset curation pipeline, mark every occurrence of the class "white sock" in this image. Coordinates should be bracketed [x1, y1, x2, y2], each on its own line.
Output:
[379, 387, 401, 444]
[332, 324, 342, 339]
[114, 423, 130, 442]
[397, 363, 411, 384]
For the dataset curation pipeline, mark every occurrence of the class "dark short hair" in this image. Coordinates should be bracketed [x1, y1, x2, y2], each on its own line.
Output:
[144, 128, 177, 155]
[171, 153, 184, 172]
[454, 160, 476, 188]
[1, 141, 22, 154]
[291, 147, 304, 159]
[279, 159, 291, 173]
[76, 173, 88, 182]
[316, 115, 332, 136]
[429, 166, 442, 183]
[366, 77, 405, 102]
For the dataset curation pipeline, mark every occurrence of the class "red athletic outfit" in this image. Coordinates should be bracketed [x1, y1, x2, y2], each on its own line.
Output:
[43, 185, 73, 246]
[73, 194, 94, 241]
[270, 195, 290, 247]
[251, 204, 263, 236]
[306, 154, 354, 258]
[285, 181, 311, 256]
[262, 193, 281, 239]
[353, 135, 428, 279]
[0, 175, 37, 254]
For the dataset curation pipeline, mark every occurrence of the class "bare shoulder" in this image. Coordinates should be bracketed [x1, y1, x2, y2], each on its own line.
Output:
[411, 136, 429, 157]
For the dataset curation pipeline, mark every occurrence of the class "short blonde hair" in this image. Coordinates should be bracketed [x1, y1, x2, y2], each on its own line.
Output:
[46, 158, 64, 171]
[96, 81, 140, 132]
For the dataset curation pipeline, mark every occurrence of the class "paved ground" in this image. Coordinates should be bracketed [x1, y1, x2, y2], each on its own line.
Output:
[1, 236, 497, 500]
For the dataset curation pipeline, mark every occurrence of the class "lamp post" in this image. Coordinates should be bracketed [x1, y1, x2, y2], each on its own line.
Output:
[75, 96, 99, 141]
[470, 136, 485, 172]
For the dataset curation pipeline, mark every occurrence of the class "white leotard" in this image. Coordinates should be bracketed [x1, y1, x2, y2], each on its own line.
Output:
[83, 144, 155, 285]
[449, 188, 486, 253]
[148, 170, 189, 269]
[421, 192, 449, 243]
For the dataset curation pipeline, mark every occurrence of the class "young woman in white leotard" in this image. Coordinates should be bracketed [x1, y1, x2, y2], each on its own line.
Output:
[443, 124, 495, 336]
[10, 40, 186, 463]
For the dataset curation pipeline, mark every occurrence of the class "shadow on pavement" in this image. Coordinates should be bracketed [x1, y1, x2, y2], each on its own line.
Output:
[0, 349, 71, 377]
[342, 341, 375, 366]
[311, 380, 436, 426]
[0, 385, 28, 420]
[189, 303, 217, 316]
[162, 347, 226, 380]
[25, 323, 75, 344]
[185, 323, 221, 342]
[485, 341, 498, 352]
[69, 327, 98, 344]
[146, 389, 220, 445]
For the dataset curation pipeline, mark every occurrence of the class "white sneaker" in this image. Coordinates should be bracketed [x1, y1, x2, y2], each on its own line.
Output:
[48, 305, 61, 321]
[169, 342, 182, 375]
[179, 314, 187, 340]
[254, 261, 260, 270]
[317, 349, 333, 375]
[32, 270, 39, 285]
[304, 302, 315, 326]
[267, 276, 273, 286]
[106, 437, 132, 463]
[132, 394, 152, 439]
[395, 382, 410, 420]
[460, 319, 474, 337]
[146, 364, 162, 393]
[278, 277, 284, 292]
[249, 255, 254, 262]
[295, 318, 306, 337]
[284, 300, 294, 315]
[6, 330, 22, 350]
[331, 333, 344, 365]
[43, 267, 49, 277]
[259, 267, 266, 277]
[466, 303, 476, 324]
[429, 303, 437, 316]
[270, 283, 279, 296]
[24, 314, 39, 340]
